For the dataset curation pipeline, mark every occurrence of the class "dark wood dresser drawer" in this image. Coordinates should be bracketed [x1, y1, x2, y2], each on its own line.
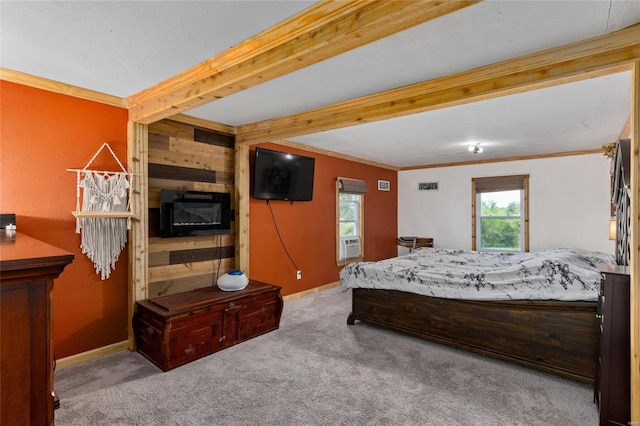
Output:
[594, 264, 630, 426]
[134, 280, 283, 371]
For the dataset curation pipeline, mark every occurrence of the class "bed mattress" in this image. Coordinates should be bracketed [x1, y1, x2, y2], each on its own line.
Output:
[340, 247, 614, 301]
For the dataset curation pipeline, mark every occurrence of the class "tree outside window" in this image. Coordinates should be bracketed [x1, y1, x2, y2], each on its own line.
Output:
[478, 190, 522, 251]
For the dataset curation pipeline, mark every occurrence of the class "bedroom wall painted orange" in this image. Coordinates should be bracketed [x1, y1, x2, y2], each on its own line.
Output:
[249, 143, 398, 296]
[1, 81, 398, 358]
[0, 81, 129, 358]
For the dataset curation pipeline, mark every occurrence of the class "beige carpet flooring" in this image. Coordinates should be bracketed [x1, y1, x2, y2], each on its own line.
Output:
[54, 286, 598, 425]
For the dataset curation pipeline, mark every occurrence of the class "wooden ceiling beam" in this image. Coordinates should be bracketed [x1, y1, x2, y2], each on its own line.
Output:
[169, 113, 234, 135]
[127, 0, 477, 124]
[272, 139, 399, 171]
[235, 23, 640, 144]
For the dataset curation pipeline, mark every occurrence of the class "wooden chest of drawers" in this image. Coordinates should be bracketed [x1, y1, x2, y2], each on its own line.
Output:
[594, 264, 630, 426]
[1, 231, 73, 426]
[133, 280, 282, 372]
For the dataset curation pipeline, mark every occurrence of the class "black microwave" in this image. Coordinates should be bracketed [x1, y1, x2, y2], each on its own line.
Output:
[160, 190, 231, 238]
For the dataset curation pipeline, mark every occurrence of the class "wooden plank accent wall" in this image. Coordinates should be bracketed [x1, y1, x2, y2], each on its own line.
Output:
[147, 119, 235, 297]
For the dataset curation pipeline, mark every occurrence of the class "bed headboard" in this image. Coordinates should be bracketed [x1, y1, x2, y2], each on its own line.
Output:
[612, 138, 631, 266]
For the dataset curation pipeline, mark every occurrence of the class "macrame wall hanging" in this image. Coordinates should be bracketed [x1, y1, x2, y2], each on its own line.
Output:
[69, 143, 136, 280]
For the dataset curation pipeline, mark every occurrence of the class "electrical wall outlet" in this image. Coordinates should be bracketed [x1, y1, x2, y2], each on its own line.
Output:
[296, 270, 302, 280]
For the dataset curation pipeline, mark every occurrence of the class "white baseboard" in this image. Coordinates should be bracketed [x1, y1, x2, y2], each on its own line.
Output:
[282, 281, 340, 302]
[56, 340, 129, 370]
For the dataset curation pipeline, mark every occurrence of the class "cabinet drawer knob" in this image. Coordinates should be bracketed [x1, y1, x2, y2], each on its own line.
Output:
[146, 327, 156, 337]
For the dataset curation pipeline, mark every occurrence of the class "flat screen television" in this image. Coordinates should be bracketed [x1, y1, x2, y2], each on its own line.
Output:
[252, 147, 315, 201]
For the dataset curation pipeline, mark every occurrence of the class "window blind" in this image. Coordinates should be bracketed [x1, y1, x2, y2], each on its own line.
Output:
[473, 175, 528, 193]
[338, 178, 368, 194]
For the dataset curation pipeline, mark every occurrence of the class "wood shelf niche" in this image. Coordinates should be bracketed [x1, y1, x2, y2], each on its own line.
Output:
[72, 211, 136, 218]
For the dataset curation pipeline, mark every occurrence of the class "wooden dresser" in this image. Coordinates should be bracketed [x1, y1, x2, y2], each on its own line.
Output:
[0, 231, 74, 426]
[594, 264, 630, 426]
[134, 280, 283, 371]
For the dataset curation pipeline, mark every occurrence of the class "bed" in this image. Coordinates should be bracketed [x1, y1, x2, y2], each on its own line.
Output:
[340, 247, 615, 383]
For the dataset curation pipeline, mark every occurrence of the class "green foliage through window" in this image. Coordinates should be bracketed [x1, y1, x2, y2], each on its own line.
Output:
[480, 217, 520, 250]
[339, 193, 360, 237]
[479, 190, 522, 251]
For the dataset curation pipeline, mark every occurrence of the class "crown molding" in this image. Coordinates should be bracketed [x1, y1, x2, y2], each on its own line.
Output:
[0, 68, 125, 108]
[400, 148, 603, 170]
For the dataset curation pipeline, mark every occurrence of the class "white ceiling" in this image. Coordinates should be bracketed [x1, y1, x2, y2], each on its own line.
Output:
[2, 1, 639, 168]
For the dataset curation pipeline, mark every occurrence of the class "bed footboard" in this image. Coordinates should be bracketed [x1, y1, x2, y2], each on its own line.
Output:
[348, 288, 597, 383]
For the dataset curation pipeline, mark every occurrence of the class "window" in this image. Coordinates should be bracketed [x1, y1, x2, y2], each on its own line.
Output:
[336, 178, 367, 263]
[472, 175, 529, 252]
[339, 193, 360, 237]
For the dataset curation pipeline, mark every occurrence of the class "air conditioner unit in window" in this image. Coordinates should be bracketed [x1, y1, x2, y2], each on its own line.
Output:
[340, 237, 361, 259]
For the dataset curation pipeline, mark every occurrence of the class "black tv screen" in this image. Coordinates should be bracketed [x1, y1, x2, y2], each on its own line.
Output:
[252, 147, 315, 201]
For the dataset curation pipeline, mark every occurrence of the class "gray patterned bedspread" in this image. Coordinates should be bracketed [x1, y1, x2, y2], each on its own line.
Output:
[339, 247, 615, 301]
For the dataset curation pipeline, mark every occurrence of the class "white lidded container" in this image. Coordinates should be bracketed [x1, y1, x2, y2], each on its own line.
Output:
[217, 269, 249, 291]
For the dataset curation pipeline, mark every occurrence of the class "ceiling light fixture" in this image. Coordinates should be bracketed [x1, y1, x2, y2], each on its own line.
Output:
[468, 143, 483, 154]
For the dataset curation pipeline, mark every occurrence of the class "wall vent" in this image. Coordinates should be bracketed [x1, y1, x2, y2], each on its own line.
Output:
[418, 182, 439, 191]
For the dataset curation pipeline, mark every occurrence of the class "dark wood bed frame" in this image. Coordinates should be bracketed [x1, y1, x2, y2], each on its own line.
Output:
[347, 287, 597, 383]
